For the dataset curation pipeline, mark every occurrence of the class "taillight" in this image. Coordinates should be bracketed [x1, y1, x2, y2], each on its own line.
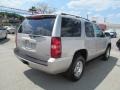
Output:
[51, 37, 61, 58]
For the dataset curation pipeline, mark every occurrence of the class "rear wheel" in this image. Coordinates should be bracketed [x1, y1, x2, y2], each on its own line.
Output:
[65, 55, 85, 81]
[103, 46, 111, 61]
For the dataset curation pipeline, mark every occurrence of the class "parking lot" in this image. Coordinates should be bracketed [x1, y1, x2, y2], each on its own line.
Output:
[0, 35, 120, 90]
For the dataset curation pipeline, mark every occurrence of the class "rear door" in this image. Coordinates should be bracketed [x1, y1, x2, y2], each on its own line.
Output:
[17, 15, 56, 61]
[84, 22, 97, 60]
[94, 24, 107, 55]
[61, 17, 82, 57]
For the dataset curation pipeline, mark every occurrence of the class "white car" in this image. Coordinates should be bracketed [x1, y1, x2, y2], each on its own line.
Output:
[4, 26, 16, 34]
[105, 29, 117, 38]
[0, 27, 7, 39]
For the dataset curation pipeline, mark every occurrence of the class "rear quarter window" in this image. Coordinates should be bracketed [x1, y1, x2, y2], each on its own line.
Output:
[61, 17, 81, 37]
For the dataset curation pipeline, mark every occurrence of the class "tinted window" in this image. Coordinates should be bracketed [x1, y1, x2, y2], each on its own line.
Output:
[85, 22, 95, 37]
[61, 18, 81, 37]
[18, 25, 22, 33]
[94, 24, 104, 37]
[18, 17, 55, 36]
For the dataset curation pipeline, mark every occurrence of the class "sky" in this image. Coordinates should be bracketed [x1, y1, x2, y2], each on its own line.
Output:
[0, 0, 120, 24]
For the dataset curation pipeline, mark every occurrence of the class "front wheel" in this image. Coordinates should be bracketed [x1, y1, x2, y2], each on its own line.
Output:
[103, 46, 111, 61]
[65, 55, 85, 81]
[4, 34, 7, 39]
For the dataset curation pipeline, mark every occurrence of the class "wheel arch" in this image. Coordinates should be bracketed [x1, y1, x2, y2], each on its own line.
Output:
[72, 49, 88, 62]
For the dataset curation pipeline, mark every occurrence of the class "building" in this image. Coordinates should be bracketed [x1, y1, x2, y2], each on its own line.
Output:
[91, 17, 120, 36]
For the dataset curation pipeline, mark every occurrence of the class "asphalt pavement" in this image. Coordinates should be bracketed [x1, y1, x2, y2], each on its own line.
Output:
[0, 35, 120, 90]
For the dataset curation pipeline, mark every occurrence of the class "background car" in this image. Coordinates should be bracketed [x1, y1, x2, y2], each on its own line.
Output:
[4, 26, 16, 34]
[104, 29, 117, 38]
[0, 27, 7, 39]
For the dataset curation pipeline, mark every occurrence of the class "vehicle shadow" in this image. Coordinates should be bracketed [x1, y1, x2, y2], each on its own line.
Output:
[24, 56, 118, 90]
[0, 38, 10, 45]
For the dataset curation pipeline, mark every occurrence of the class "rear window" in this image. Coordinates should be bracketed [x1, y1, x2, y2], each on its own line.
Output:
[18, 16, 55, 36]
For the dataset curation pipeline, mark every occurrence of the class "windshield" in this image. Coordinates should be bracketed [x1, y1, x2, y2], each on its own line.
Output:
[18, 16, 55, 36]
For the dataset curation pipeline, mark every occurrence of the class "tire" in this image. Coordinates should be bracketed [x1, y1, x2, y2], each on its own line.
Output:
[117, 45, 120, 50]
[116, 40, 120, 50]
[103, 46, 111, 61]
[65, 55, 85, 81]
[4, 34, 7, 39]
[7, 30, 10, 34]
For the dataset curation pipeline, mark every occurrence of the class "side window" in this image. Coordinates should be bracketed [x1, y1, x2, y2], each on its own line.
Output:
[85, 22, 95, 37]
[61, 18, 81, 37]
[94, 24, 104, 37]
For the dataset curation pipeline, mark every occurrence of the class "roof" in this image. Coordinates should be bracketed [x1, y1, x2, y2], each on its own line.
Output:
[25, 12, 90, 21]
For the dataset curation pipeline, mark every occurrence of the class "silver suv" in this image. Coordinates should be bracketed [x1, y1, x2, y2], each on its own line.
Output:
[14, 13, 111, 81]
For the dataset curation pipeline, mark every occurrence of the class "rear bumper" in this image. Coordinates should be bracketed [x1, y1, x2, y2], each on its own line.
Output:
[14, 48, 72, 74]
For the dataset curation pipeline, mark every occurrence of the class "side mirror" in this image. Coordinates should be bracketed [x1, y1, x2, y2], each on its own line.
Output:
[104, 32, 111, 38]
[104, 32, 111, 39]
[99, 32, 105, 37]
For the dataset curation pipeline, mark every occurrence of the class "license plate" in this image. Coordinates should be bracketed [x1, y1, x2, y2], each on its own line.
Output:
[24, 40, 36, 50]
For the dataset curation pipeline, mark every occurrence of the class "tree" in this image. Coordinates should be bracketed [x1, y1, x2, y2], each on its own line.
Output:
[37, 3, 48, 14]
[47, 7, 56, 14]
[29, 6, 37, 14]
[29, 3, 56, 14]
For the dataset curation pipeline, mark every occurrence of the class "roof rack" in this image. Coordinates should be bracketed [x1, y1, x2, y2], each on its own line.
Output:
[61, 13, 90, 21]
